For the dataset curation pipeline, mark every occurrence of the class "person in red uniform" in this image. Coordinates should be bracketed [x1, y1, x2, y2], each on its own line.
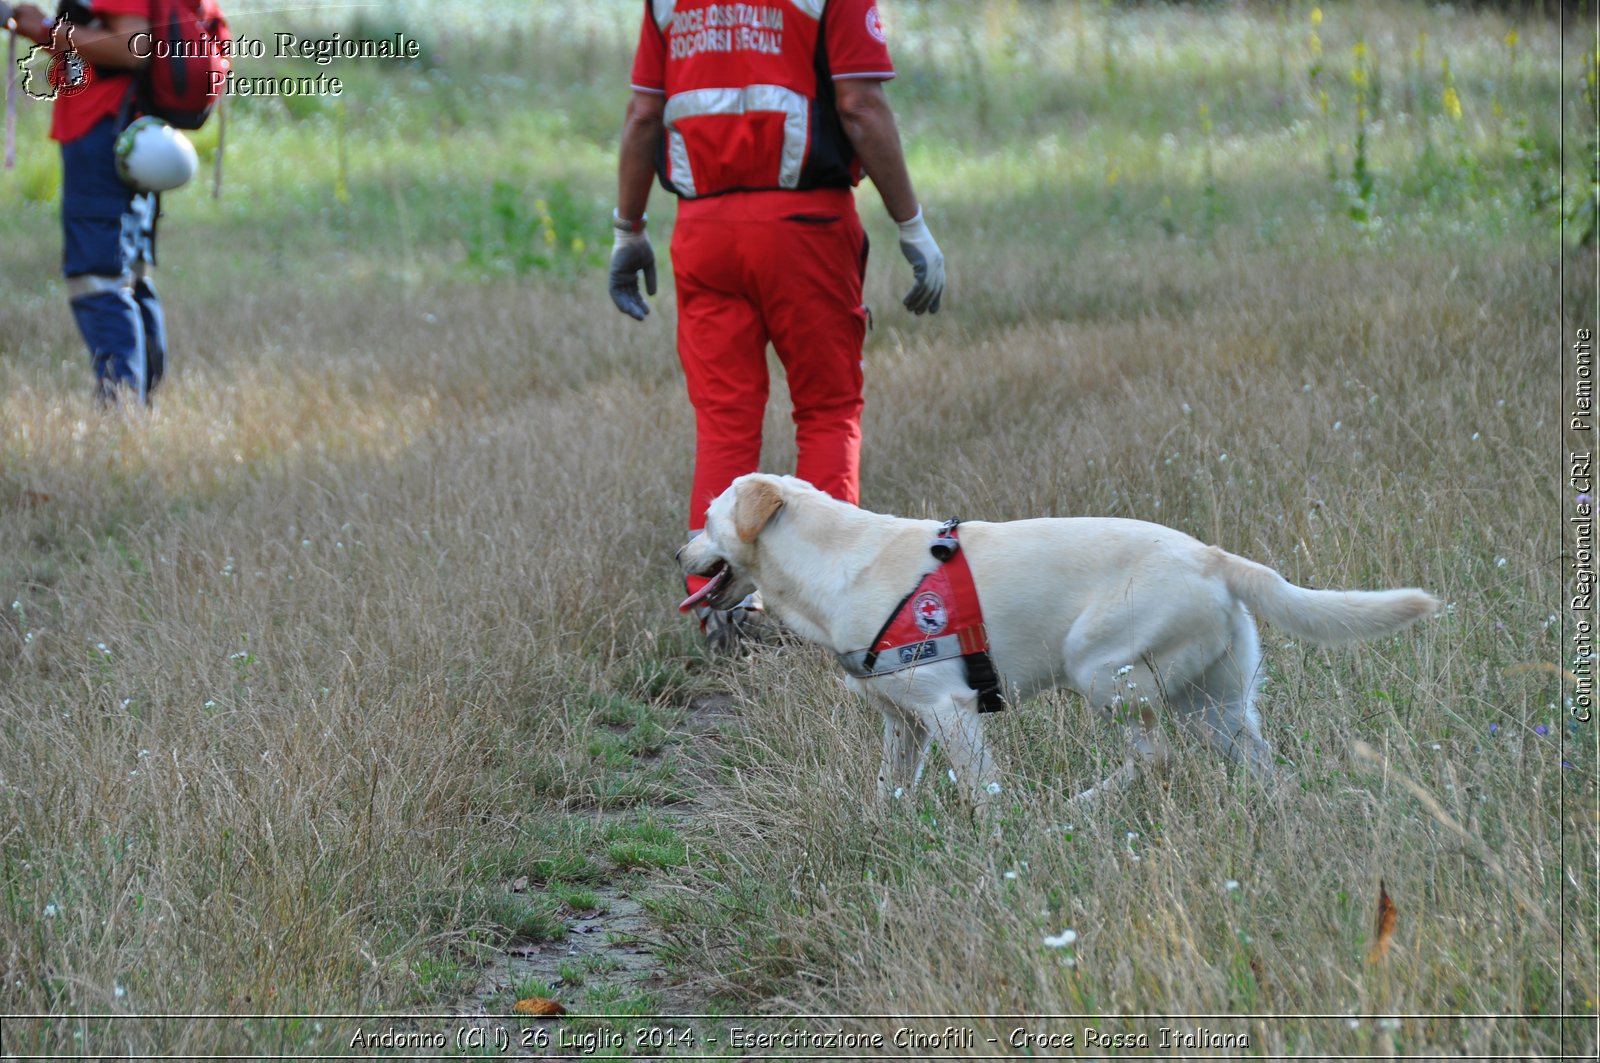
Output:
[610, 0, 945, 648]
[9, 1, 166, 406]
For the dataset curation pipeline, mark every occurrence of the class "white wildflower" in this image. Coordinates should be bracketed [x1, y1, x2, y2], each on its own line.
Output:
[1042, 928, 1078, 948]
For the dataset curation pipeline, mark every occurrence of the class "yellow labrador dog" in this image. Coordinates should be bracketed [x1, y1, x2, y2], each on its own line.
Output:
[679, 474, 1437, 808]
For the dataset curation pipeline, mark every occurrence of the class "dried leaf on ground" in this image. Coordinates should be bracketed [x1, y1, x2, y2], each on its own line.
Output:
[1367, 879, 1398, 964]
[513, 996, 566, 1017]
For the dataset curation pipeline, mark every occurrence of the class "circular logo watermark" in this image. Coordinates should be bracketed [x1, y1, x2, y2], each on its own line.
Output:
[47, 49, 93, 99]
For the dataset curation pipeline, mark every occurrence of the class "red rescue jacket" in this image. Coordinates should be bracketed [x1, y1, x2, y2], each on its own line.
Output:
[637, 0, 884, 199]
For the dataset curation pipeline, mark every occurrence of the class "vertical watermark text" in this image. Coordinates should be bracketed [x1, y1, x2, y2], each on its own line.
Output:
[1571, 327, 1594, 723]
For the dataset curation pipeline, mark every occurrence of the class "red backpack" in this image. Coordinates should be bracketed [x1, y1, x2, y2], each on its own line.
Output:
[137, 0, 231, 129]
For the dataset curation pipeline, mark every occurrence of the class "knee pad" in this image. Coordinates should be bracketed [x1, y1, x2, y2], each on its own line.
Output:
[66, 272, 135, 302]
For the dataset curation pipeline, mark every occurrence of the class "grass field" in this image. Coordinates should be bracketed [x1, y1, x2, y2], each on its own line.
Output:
[1, 0, 1596, 1057]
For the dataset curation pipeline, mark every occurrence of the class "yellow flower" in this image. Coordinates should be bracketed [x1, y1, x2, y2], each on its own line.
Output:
[1311, 7, 1322, 27]
[1319, 89, 1329, 115]
[1352, 40, 1368, 61]
[1443, 85, 1462, 120]
[1505, 29, 1518, 49]
[570, 236, 585, 254]
[1105, 164, 1121, 188]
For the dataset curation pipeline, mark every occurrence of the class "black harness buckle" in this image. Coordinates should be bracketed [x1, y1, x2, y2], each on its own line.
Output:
[930, 518, 962, 561]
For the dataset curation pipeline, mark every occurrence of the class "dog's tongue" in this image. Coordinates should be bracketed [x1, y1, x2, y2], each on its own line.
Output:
[678, 567, 727, 613]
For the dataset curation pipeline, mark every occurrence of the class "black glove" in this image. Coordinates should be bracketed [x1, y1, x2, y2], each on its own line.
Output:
[896, 206, 945, 315]
[608, 211, 656, 321]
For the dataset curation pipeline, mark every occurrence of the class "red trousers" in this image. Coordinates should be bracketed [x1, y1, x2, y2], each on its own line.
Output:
[672, 188, 869, 534]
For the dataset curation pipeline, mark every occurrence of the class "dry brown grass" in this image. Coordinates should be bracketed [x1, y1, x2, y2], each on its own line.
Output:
[0, 0, 1594, 1057]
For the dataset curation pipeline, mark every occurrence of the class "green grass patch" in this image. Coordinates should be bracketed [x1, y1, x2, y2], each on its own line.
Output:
[604, 817, 689, 872]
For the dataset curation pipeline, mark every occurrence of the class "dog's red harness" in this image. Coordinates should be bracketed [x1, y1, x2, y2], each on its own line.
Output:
[836, 520, 1007, 713]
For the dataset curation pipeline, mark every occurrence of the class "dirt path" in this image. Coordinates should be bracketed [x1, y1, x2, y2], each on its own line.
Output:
[454, 692, 739, 1057]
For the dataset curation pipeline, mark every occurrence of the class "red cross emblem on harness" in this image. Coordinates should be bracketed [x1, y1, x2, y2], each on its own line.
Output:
[911, 591, 947, 635]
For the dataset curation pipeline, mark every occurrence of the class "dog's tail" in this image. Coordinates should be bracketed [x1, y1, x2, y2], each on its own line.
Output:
[1212, 548, 1439, 645]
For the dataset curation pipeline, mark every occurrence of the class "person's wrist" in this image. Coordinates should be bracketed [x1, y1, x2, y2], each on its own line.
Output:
[895, 206, 927, 237]
[612, 208, 647, 236]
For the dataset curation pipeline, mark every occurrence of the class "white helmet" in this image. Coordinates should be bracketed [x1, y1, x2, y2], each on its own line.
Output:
[114, 117, 198, 193]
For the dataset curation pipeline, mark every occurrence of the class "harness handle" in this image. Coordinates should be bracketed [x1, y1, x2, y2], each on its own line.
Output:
[930, 517, 961, 561]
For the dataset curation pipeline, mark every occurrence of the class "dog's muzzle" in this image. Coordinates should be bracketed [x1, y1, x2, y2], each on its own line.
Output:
[678, 560, 730, 613]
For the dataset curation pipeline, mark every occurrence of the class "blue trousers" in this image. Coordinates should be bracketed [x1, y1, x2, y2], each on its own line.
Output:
[61, 115, 166, 404]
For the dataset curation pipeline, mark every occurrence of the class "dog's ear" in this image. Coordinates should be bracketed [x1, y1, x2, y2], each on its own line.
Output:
[734, 478, 785, 543]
